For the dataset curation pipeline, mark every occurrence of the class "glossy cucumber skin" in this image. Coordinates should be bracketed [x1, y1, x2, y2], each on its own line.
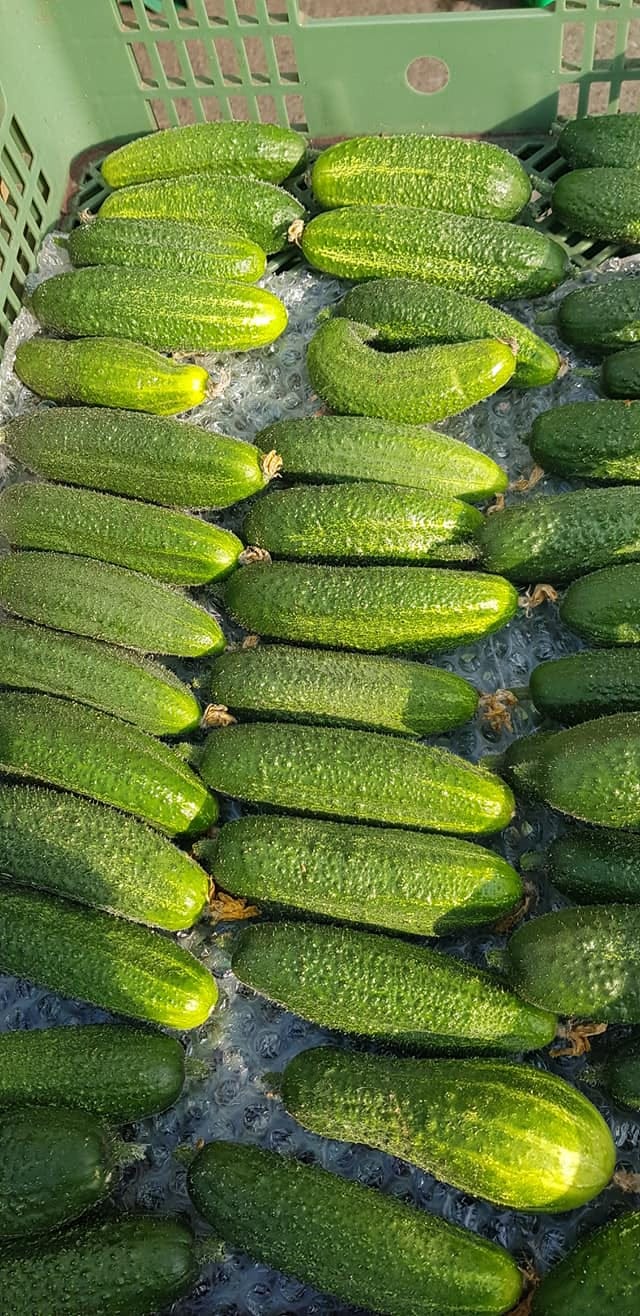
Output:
[480, 486, 640, 583]
[13, 336, 209, 415]
[201, 813, 521, 935]
[503, 712, 640, 828]
[0, 551, 224, 656]
[553, 168, 640, 242]
[281, 1048, 615, 1213]
[258, 415, 507, 501]
[102, 121, 305, 187]
[223, 561, 518, 654]
[601, 345, 640, 398]
[306, 320, 515, 424]
[557, 276, 640, 350]
[0, 1107, 118, 1238]
[561, 564, 640, 644]
[0, 782, 208, 930]
[559, 113, 640, 169]
[0, 690, 217, 837]
[0, 886, 217, 1028]
[533, 1212, 640, 1316]
[530, 400, 640, 482]
[188, 1141, 522, 1316]
[233, 920, 554, 1051]
[602, 1038, 640, 1109]
[507, 904, 640, 1022]
[548, 828, 640, 904]
[207, 643, 478, 737]
[530, 649, 640, 723]
[67, 217, 266, 282]
[335, 278, 560, 388]
[300, 206, 569, 298]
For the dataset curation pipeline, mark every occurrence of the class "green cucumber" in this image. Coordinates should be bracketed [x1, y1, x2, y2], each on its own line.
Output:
[335, 278, 560, 388]
[480, 486, 640, 583]
[553, 167, 640, 242]
[200, 721, 514, 835]
[67, 217, 266, 281]
[207, 643, 478, 737]
[529, 400, 640, 482]
[258, 414, 508, 501]
[0, 551, 224, 656]
[232, 919, 554, 1051]
[244, 481, 484, 563]
[561, 564, 640, 644]
[557, 275, 640, 350]
[1, 407, 279, 510]
[102, 121, 305, 187]
[559, 113, 640, 169]
[529, 649, 640, 723]
[0, 1216, 199, 1316]
[198, 813, 522, 935]
[548, 828, 640, 904]
[601, 344, 640, 398]
[600, 1037, 640, 1109]
[0, 782, 208, 929]
[0, 481, 242, 585]
[0, 690, 216, 836]
[101, 173, 305, 253]
[306, 319, 515, 424]
[281, 1048, 615, 1212]
[13, 336, 210, 415]
[503, 712, 640, 828]
[506, 905, 640, 1022]
[187, 1141, 523, 1316]
[299, 205, 569, 298]
[223, 560, 518, 654]
[533, 1212, 640, 1316]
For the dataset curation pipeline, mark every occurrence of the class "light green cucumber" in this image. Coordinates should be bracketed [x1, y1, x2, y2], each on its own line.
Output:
[13, 336, 210, 415]
[67, 217, 266, 282]
[480, 486, 640, 583]
[102, 121, 305, 187]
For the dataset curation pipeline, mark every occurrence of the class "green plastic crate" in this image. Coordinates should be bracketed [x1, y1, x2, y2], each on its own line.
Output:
[1, 0, 640, 344]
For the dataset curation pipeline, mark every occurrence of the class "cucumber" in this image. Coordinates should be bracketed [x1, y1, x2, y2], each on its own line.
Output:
[299, 205, 569, 298]
[13, 335, 210, 415]
[223, 561, 518, 654]
[101, 173, 305, 253]
[281, 1048, 615, 1212]
[561, 564, 640, 644]
[335, 278, 560, 388]
[0, 551, 224, 656]
[67, 217, 266, 282]
[207, 643, 478, 737]
[0, 619, 201, 737]
[529, 400, 640, 482]
[0, 1023, 188, 1120]
[306, 319, 516, 424]
[258, 415, 508, 501]
[232, 919, 554, 1051]
[187, 1140, 523, 1316]
[559, 113, 640, 169]
[102, 121, 305, 187]
[198, 813, 522, 935]
[557, 275, 640, 350]
[0, 782, 208, 929]
[600, 1037, 640, 1109]
[503, 712, 640, 828]
[530, 649, 640, 723]
[553, 168, 640, 242]
[1, 407, 278, 510]
[0, 481, 242, 586]
[0, 1216, 199, 1316]
[533, 1212, 640, 1316]
[479, 486, 640, 583]
[30, 267, 287, 353]
[0, 690, 217, 836]
[244, 481, 484, 563]
[506, 905, 640, 1022]
[601, 345, 640, 398]
[548, 828, 640, 904]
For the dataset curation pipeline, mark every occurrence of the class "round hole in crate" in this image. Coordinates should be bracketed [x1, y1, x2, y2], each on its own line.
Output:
[406, 56, 449, 95]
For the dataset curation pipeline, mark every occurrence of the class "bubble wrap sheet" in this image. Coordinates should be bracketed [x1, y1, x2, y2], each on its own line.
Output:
[1, 241, 640, 1314]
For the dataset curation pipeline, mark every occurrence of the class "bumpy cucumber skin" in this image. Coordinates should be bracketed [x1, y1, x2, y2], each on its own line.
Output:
[601, 345, 640, 398]
[335, 278, 560, 388]
[0, 551, 224, 656]
[102, 121, 305, 187]
[602, 1038, 640, 1109]
[200, 721, 515, 835]
[480, 486, 640, 583]
[561, 564, 640, 644]
[300, 205, 569, 298]
[282, 1048, 615, 1213]
[0, 690, 217, 837]
[503, 712, 640, 828]
[208, 643, 478, 737]
[259, 415, 508, 501]
[548, 828, 640, 904]
[223, 561, 518, 655]
[553, 167, 640, 242]
[0, 782, 208, 930]
[530, 399, 640, 482]
[101, 173, 305, 253]
[188, 1141, 522, 1316]
[0, 1107, 117, 1238]
[0, 886, 217, 1028]
[0, 1216, 199, 1316]
[0, 1023, 186, 1120]
[557, 276, 640, 350]
[13, 336, 209, 415]
[67, 217, 267, 282]
[306, 320, 515, 424]
[507, 904, 640, 1022]
[559, 113, 640, 169]
[530, 649, 640, 723]
[533, 1212, 640, 1316]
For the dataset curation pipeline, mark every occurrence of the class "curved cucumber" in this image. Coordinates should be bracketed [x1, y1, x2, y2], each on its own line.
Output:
[281, 1048, 615, 1213]
[553, 168, 640, 242]
[561, 564, 640, 644]
[602, 345, 640, 398]
[548, 828, 640, 904]
[506, 904, 640, 1022]
[67, 217, 266, 282]
[102, 121, 305, 187]
[533, 1212, 640, 1316]
[557, 275, 640, 350]
[530, 649, 640, 723]
[13, 335, 209, 415]
[503, 712, 640, 828]
[529, 400, 640, 482]
[480, 486, 640, 583]
[559, 113, 640, 169]
[601, 1037, 640, 1110]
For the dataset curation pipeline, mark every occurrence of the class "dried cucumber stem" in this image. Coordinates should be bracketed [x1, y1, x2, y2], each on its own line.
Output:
[239, 546, 272, 566]
[518, 583, 559, 615]
[551, 1020, 608, 1058]
[241, 634, 260, 650]
[510, 1262, 540, 1316]
[288, 218, 305, 245]
[493, 881, 537, 934]
[488, 493, 506, 515]
[613, 1169, 640, 1194]
[201, 704, 237, 729]
[479, 689, 519, 734]
[510, 465, 545, 493]
[262, 449, 283, 481]
[209, 887, 260, 924]
[206, 368, 230, 401]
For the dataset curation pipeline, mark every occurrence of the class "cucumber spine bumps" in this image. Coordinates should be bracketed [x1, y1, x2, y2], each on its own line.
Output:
[480, 486, 640, 583]
[533, 1212, 640, 1316]
[102, 120, 305, 186]
[553, 168, 640, 243]
[561, 564, 640, 644]
[558, 112, 640, 169]
[506, 905, 640, 1023]
[14, 335, 210, 415]
[548, 828, 640, 904]
[529, 400, 640, 483]
[557, 274, 640, 351]
[529, 649, 640, 723]
[67, 218, 267, 283]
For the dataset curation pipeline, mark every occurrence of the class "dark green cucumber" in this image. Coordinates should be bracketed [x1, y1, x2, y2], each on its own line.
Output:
[188, 1141, 522, 1316]
[600, 1037, 640, 1109]
[0, 782, 208, 929]
[506, 905, 640, 1022]
[533, 1212, 640, 1316]
[530, 649, 640, 723]
[601, 344, 640, 398]
[548, 828, 640, 904]
[553, 168, 640, 242]
[13, 336, 210, 415]
[281, 1048, 615, 1212]
[306, 320, 515, 424]
[561, 564, 640, 644]
[232, 919, 554, 1051]
[199, 813, 522, 935]
[299, 205, 569, 298]
[102, 121, 305, 187]
[480, 486, 640, 583]
[223, 561, 518, 654]
[0, 481, 242, 585]
[0, 1216, 199, 1316]
[335, 278, 560, 388]
[0, 691, 216, 836]
[0, 551, 224, 656]
[244, 481, 484, 563]
[529, 400, 640, 482]
[557, 275, 640, 350]
[207, 643, 478, 737]
[559, 113, 640, 169]
[67, 217, 266, 282]
[258, 414, 508, 501]
[200, 721, 515, 835]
